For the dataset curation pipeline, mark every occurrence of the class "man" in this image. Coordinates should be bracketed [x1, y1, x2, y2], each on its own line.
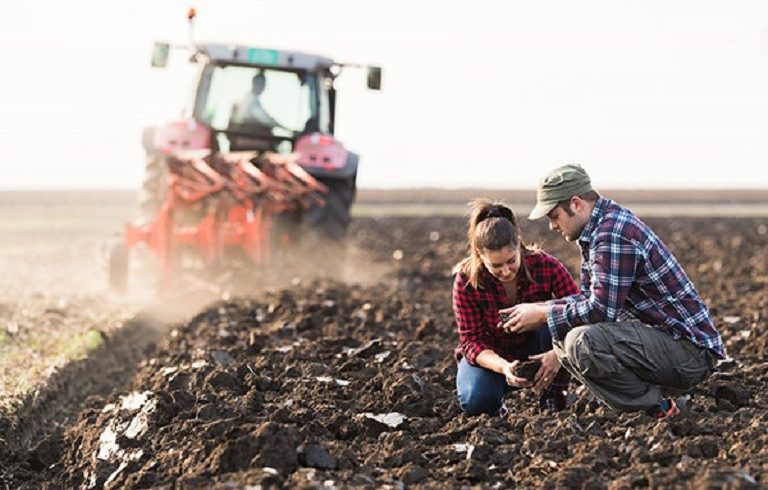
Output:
[501, 164, 725, 417]
[230, 72, 284, 132]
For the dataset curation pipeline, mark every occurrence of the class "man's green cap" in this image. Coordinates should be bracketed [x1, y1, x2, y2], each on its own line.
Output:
[528, 164, 593, 220]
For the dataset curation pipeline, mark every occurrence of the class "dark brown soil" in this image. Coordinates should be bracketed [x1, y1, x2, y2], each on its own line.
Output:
[4, 215, 768, 489]
[515, 360, 542, 383]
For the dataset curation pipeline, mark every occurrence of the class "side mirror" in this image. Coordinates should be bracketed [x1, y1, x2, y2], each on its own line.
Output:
[151, 42, 170, 68]
[367, 66, 382, 90]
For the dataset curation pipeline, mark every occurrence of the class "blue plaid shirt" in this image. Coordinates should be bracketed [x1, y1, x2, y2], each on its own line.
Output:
[546, 197, 726, 359]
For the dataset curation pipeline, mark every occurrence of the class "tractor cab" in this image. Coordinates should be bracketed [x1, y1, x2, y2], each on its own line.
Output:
[198, 64, 322, 152]
[152, 42, 381, 157]
[187, 45, 338, 154]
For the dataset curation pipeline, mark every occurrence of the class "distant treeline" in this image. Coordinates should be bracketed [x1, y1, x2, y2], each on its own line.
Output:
[0, 188, 766, 207]
[357, 188, 768, 205]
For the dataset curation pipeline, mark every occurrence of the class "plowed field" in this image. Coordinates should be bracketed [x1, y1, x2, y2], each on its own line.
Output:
[3, 212, 768, 489]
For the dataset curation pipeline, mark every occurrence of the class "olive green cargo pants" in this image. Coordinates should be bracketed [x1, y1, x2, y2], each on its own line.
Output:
[553, 321, 716, 412]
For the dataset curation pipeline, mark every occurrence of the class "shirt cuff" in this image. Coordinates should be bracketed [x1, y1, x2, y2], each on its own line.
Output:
[462, 342, 492, 366]
[549, 294, 579, 306]
[546, 304, 571, 342]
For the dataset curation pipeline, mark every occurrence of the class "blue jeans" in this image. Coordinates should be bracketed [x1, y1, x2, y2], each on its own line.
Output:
[456, 324, 554, 416]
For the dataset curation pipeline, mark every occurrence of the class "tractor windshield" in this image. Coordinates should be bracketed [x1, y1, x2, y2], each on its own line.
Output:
[195, 64, 327, 138]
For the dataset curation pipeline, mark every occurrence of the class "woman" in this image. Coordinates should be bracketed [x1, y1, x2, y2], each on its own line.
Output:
[453, 199, 579, 415]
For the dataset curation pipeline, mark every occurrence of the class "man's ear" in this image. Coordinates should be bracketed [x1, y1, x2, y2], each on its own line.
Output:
[571, 196, 588, 216]
[570, 196, 581, 214]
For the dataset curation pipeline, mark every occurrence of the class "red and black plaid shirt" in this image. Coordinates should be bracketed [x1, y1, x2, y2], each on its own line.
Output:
[453, 250, 579, 365]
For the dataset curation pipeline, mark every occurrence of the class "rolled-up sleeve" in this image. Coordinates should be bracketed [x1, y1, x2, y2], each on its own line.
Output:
[452, 274, 493, 365]
[547, 234, 640, 341]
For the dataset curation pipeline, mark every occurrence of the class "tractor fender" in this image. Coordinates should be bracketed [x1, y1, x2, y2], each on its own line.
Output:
[143, 121, 212, 155]
[303, 149, 359, 180]
[153, 120, 212, 153]
[336, 150, 359, 180]
[296, 133, 358, 180]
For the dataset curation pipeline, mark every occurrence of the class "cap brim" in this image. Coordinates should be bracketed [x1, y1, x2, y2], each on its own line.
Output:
[527, 201, 558, 221]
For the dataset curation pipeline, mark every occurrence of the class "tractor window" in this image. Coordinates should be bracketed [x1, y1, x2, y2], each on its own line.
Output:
[197, 65, 324, 135]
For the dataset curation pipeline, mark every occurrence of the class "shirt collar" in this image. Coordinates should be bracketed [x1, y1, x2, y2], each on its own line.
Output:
[479, 267, 498, 290]
[578, 197, 609, 245]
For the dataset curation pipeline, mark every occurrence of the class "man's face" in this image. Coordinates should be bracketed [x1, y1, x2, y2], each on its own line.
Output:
[547, 202, 586, 241]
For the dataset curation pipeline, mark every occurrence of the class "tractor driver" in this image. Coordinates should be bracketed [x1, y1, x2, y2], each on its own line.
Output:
[229, 72, 285, 134]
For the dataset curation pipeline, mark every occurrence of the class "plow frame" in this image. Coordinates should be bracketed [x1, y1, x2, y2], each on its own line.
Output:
[119, 150, 327, 291]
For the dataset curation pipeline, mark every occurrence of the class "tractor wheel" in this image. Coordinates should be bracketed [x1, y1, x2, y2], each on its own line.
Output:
[270, 208, 303, 257]
[108, 237, 128, 293]
[136, 153, 168, 225]
[295, 175, 356, 278]
[303, 175, 356, 241]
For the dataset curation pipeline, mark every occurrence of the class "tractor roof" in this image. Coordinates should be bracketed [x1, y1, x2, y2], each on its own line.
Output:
[197, 43, 336, 72]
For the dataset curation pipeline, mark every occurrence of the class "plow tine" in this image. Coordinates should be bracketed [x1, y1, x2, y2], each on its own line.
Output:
[235, 152, 328, 208]
[170, 153, 228, 202]
[285, 162, 328, 193]
[124, 146, 332, 291]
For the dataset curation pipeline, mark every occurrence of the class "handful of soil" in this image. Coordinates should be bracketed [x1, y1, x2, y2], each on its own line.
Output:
[513, 360, 541, 382]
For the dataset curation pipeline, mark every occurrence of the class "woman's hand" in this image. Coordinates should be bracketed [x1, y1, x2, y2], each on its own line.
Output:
[502, 360, 531, 388]
[499, 303, 547, 333]
[529, 350, 561, 393]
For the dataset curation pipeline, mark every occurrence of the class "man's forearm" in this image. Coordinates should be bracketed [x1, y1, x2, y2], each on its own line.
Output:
[518, 303, 548, 327]
[503, 303, 549, 333]
[536, 304, 548, 325]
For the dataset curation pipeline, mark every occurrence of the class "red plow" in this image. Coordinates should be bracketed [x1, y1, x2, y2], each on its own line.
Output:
[111, 150, 328, 292]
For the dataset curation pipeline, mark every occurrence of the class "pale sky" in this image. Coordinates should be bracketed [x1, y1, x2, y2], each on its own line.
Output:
[1, 0, 767, 190]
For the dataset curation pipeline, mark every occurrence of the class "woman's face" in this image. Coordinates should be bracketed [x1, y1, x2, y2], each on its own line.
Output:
[479, 245, 521, 283]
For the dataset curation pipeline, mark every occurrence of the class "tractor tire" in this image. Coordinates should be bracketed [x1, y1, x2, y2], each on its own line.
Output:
[108, 237, 129, 293]
[303, 175, 356, 241]
[136, 153, 168, 226]
[270, 208, 303, 257]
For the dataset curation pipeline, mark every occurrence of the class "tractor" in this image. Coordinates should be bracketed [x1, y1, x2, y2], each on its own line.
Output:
[109, 10, 381, 292]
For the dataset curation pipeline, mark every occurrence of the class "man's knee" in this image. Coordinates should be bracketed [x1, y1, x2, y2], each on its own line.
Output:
[562, 324, 610, 374]
[457, 385, 503, 416]
[563, 326, 591, 363]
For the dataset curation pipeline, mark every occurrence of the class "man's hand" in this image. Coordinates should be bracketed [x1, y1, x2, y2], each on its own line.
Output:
[501, 361, 530, 388]
[499, 303, 548, 333]
[529, 350, 561, 393]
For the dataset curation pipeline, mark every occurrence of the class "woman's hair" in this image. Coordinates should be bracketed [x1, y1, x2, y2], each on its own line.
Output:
[454, 198, 537, 288]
